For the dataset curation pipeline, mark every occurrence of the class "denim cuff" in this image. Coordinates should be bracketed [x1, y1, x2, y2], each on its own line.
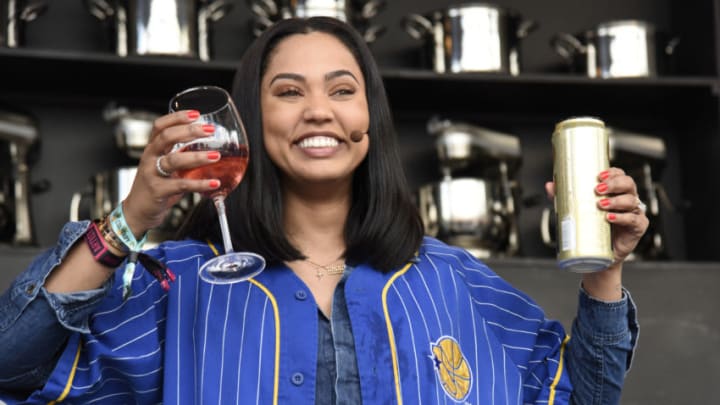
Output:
[576, 286, 634, 344]
[4, 221, 112, 334]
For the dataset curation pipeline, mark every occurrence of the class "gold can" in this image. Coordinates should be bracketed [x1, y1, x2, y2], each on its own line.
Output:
[552, 116, 613, 272]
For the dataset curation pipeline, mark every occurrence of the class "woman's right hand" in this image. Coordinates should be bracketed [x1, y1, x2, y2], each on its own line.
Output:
[121, 110, 221, 239]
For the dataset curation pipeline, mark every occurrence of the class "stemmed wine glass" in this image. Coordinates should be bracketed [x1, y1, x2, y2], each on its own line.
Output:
[169, 85, 265, 284]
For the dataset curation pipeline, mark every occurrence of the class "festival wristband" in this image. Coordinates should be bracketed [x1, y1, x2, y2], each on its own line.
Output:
[84, 221, 127, 268]
[108, 203, 148, 252]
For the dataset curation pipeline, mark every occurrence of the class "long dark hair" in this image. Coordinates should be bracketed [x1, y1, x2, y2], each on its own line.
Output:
[177, 17, 424, 272]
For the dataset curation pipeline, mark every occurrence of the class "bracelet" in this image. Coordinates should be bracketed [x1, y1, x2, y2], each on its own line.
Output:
[96, 218, 129, 253]
[108, 203, 148, 252]
[84, 221, 127, 268]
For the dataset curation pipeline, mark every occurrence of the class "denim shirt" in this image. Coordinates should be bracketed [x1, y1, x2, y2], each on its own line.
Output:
[0, 221, 638, 404]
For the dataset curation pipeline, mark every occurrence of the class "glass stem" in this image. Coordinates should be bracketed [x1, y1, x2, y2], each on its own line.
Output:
[213, 196, 234, 254]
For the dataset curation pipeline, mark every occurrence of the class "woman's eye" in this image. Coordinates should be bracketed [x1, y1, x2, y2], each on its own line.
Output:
[278, 88, 301, 97]
[332, 88, 356, 96]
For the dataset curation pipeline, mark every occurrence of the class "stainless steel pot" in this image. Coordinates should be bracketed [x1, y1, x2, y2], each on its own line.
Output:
[103, 103, 158, 159]
[551, 20, 679, 78]
[418, 177, 515, 257]
[1, 0, 47, 48]
[403, 2, 537, 74]
[70, 167, 199, 247]
[84, 0, 233, 61]
[250, 0, 386, 43]
[0, 109, 39, 246]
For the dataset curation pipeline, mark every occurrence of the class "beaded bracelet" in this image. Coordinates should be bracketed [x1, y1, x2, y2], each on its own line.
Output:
[96, 218, 129, 253]
[84, 221, 126, 268]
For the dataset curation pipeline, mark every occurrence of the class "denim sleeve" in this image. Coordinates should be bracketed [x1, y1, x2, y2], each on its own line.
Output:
[0, 221, 113, 391]
[566, 286, 639, 405]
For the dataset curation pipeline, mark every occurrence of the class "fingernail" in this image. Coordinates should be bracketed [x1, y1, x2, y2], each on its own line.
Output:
[209, 180, 220, 188]
[207, 151, 220, 160]
[608, 213, 616, 221]
[596, 183, 608, 193]
[599, 198, 611, 207]
[187, 110, 200, 120]
[599, 170, 610, 180]
[202, 124, 215, 133]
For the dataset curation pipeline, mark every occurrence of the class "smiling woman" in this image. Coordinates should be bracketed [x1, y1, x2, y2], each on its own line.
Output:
[0, 16, 644, 405]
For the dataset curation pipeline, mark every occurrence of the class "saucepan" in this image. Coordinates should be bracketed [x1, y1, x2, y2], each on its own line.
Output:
[418, 177, 512, 257]
[1, 0, 48, 48]
[103, 103, 158, 159]
[84, 0, 233, 61]
[249, 0, 386, 43]
[70, 167, 199, 247]
[551, 20, 680, 78]
[402, 2, 537, 74]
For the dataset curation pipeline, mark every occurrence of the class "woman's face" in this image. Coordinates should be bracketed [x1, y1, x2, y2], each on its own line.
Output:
[260, 32, 370, 187]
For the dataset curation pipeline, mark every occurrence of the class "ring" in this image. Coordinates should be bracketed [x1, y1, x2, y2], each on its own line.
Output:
[636, 197, 647, 214]
[155, 155, 171, 178]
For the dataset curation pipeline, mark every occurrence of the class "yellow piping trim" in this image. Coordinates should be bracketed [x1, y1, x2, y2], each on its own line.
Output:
[381, 262, 413, 405]
[548, 334, 570, 404]
[248, 279, 281, 405]
[48, 339, 82, 404]
[207, 240, 279, 405]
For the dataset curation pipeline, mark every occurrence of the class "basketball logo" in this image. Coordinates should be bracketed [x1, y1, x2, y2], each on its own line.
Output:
[430, 336, 472, 401]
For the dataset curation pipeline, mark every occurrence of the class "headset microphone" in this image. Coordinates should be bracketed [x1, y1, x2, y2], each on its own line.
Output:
[350, 130, 367, 143]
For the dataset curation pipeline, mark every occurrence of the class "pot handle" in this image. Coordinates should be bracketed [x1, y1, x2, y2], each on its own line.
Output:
[550, 32, 585, 61]
[402, 13, 432, 40]
[251, 14, 274, 38]
[363, 24, 386, 43]
[540, 206, 555, 248]
[246, 0, 278, 19]
[83, 0, 114, 20]
[516, 19, 538, 39]
[360, 0, 386, 20]
[665, 36, 680, 55]
[204, 0, 234, 23]
[18, 1, 48, 22]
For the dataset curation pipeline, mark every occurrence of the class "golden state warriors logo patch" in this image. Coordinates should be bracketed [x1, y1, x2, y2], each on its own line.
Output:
[431, 336, 472, 402]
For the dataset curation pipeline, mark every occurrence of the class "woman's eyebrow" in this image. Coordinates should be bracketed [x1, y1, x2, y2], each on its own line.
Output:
[269, 72, 305, 86]
[325, 69, 359, 84]
[269, 70, 359, 86]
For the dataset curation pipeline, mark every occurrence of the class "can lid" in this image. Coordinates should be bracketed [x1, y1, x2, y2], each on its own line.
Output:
[555, 116, 605, 132]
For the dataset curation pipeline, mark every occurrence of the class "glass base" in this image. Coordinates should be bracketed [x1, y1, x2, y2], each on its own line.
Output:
[199, 252, 266, 284]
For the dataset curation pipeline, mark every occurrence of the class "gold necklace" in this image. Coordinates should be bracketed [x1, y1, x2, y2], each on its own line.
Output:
[305, 258, 346, 280]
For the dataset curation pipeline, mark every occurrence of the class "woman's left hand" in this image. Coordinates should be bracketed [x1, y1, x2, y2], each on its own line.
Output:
[545, 167, 649, 300]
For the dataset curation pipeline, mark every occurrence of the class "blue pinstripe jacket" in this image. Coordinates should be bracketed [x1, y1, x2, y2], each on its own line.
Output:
[19, 236, 573, 404]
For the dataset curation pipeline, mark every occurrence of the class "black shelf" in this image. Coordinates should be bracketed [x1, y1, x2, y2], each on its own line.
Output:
[2, 48, 718, 114]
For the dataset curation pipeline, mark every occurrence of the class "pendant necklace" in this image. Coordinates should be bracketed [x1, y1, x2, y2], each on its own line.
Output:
[305, 258, 346, 280]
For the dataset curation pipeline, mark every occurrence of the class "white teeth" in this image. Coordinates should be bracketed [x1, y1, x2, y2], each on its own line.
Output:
[297, 136, 339, 148]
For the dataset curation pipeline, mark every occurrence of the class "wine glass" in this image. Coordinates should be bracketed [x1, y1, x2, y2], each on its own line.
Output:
[169, 85, 266, 284]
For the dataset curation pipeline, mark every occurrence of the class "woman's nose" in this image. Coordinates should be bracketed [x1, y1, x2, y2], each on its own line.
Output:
[302, 96, 333, 122]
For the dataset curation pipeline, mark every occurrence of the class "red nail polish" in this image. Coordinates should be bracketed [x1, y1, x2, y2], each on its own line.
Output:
[209, 180, 220, 188]
[596, 183, 608, 193]
[207, 151, 220, 160]
[187, 110, 200, 120]
[202, 124, 215, 133]
[608, 213, 616, 221]
[600, 198, 611, 207]
[599, 170, 610, 180]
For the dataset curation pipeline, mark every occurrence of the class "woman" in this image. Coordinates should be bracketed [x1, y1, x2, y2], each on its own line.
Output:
[0, 17, 644, 404]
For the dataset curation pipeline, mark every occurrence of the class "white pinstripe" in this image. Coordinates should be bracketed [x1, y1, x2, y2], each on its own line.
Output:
[426, 255, 455, 332]
[255, 298, 269, 405]
[391, 283, 422, 404]
[482, 318, 496, 404]
[218, 285, 233, 405]
[236, 285, 253, 404]
[200, 283, 215, 399]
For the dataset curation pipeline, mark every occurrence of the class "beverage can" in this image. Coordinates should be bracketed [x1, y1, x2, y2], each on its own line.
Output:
[552, 116, 613, 272]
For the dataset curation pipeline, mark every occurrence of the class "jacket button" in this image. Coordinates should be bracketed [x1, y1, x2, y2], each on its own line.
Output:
[291, 372, 304, 386]
[25, 284, 36, 295]
[294, 290, 307, 300]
